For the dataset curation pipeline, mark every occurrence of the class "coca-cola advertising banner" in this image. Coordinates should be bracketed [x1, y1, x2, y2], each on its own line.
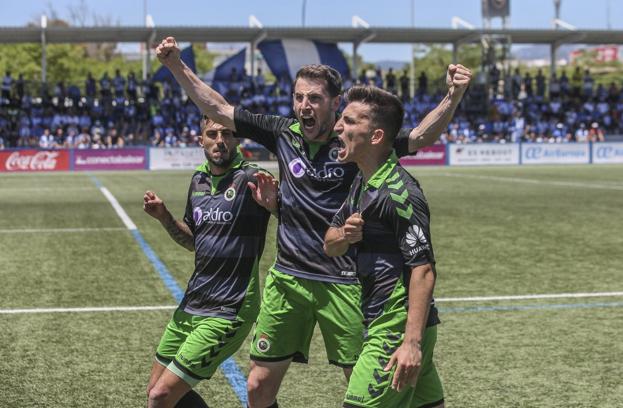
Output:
[399, 145, 446, 166]
[73, 149, 147, 171]
[0, 149, 71, 172]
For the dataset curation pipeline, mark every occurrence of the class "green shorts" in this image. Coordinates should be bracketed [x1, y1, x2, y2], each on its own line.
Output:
[155, 308, 254, 387]
[344, 324, 444, 408]
[250, 268, 364, 366]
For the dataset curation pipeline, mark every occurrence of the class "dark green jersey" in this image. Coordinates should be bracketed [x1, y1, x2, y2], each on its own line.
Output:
[234, 107, 413, 284]
[180, 153, 271, 319]
[331, 152, 440, 327]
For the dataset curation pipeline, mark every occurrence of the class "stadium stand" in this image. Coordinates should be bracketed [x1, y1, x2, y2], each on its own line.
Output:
[0, 66, 621, 150]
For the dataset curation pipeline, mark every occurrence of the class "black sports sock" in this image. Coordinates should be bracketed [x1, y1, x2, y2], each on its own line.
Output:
[175, 390, 209, 408]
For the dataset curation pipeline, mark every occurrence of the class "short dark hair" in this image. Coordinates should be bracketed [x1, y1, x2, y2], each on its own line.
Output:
[345, 85, 404, 142]
[200, 115, 234, 134]
[294, 64, 342, 97]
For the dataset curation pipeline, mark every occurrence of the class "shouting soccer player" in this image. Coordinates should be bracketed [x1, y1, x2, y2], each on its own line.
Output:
[156, 36, 470, 408]
[325, 86, 444, 408]
[144, 116, 277, 408]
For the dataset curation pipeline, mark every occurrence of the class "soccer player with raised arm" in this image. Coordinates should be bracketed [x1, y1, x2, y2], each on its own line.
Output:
[144, 116, 277, 408]
[325, 86, 444, 407]
[156, 36, 470, 408]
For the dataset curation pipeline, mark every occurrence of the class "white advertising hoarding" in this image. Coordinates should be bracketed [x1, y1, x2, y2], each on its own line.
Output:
[521, 143, 590, 165]
[592, 143, 623, 164]
[150, 148, 206, 170]
[449, 144, 519, 166]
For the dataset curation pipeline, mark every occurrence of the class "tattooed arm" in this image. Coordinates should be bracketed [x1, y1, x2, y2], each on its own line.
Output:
[143, 190, 194, 251]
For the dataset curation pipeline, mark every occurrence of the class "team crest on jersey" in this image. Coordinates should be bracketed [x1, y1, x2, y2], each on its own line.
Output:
[256, 334, 271, 352]
[224, 186, 236, 201]
[328, 147, 340, 162]
[288, 158, 307, 178]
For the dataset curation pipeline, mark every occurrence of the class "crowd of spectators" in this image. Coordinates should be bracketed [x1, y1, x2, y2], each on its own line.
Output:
[1, 64, 622, 150]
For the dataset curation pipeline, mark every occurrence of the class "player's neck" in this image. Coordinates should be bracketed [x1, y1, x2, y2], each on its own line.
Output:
[210, 165, 228, 176]
[359, 148, 392, 185]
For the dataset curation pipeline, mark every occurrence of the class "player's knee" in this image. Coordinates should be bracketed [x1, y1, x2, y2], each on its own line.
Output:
[148, 384, 171, 404]
[247, 369, 277, 401]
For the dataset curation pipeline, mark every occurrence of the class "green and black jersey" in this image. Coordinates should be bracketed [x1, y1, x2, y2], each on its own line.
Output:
[331, 152, 440, 327]
[234, 107, 413, 284]
[180, 153, 271, 320]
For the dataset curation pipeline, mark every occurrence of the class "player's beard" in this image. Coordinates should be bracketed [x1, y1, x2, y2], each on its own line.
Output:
[205, 147, 235, 169]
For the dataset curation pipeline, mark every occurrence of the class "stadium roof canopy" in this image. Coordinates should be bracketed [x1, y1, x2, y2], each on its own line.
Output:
[1, 26, 623, 45]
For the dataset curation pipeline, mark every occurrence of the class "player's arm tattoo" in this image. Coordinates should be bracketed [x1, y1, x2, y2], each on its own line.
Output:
[160, 212, 194, 251]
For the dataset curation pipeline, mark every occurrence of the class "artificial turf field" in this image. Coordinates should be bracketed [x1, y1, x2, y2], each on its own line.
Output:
[1, 164, 622, 407]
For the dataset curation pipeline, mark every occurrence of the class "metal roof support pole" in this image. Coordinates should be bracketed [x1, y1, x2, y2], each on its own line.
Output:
[352, 41, 359, 82]
[550, 42, 558, 78]
[251, 31, 267, 88]
[452, 42, 459, 64]
[40, 15, 47, 84]
[143, 29, 156, 81]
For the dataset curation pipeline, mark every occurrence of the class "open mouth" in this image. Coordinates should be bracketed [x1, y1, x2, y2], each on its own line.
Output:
[301, 116, 316, 130]
[337, 138, 347, 161]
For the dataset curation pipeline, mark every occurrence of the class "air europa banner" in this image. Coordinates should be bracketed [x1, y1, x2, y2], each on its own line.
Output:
[0, 149, 70, 172]
[521, 143, 589, 165]
[399, 145, 446, 166]
[73, 149, 147, 170]
[592, 142, 623, 164]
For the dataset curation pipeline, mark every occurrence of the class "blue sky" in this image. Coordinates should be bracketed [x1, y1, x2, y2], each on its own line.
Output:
[1, 0, 621, 61]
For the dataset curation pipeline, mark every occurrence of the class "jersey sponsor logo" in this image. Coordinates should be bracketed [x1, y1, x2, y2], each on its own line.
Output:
[288, 158, 306, 178]
[289, 157, 346, 181]
[256, 334, 271, 352]
[224, 186, 236, 201]
[315, 163, 345, 179]
[193, 206, 234, 226]
[405, 225, 430, 256]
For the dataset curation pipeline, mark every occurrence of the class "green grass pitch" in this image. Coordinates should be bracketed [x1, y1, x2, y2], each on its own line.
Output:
[1, 164, 622, 407]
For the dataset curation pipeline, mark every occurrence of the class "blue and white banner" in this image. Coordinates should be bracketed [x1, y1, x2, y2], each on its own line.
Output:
[153, 46, 196, 82]
[521, 143, 590, 165]
[449, 144, 519, 166]
[258, 39, 350, 82]
[212, 48, 246, 82]
[592, 142, 623, 164]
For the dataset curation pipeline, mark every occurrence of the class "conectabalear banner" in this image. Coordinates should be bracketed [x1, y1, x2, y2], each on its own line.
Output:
[0, 149, 71, 172]
[73, 148, 147, 171]
[399, 145, 446, 166]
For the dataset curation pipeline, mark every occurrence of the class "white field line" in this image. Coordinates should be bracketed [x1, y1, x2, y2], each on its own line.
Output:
[437, 291, 623, 302]
[99, 187, 137, 230]
[432, 173, 623, 191]
[0, 227, 126, 234]
[3, 292, 623, 314]
[0, 305, 177, 314]
[0, 186, 95, 192]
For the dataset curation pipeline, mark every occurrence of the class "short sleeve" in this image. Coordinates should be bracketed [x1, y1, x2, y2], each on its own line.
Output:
[234, 107, 291, 154]
[393, 127, 415, 158]
[385, 184, 434, 267]
[330, 198, 352, 229]
[182, 181, 195, 234]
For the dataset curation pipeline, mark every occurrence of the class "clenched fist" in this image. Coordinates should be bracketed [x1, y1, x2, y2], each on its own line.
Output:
[156, 36, 182, 68]
[143, 190, 168, 221]
[446, 64, 472, 96]
[342, 213, 364, 244]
